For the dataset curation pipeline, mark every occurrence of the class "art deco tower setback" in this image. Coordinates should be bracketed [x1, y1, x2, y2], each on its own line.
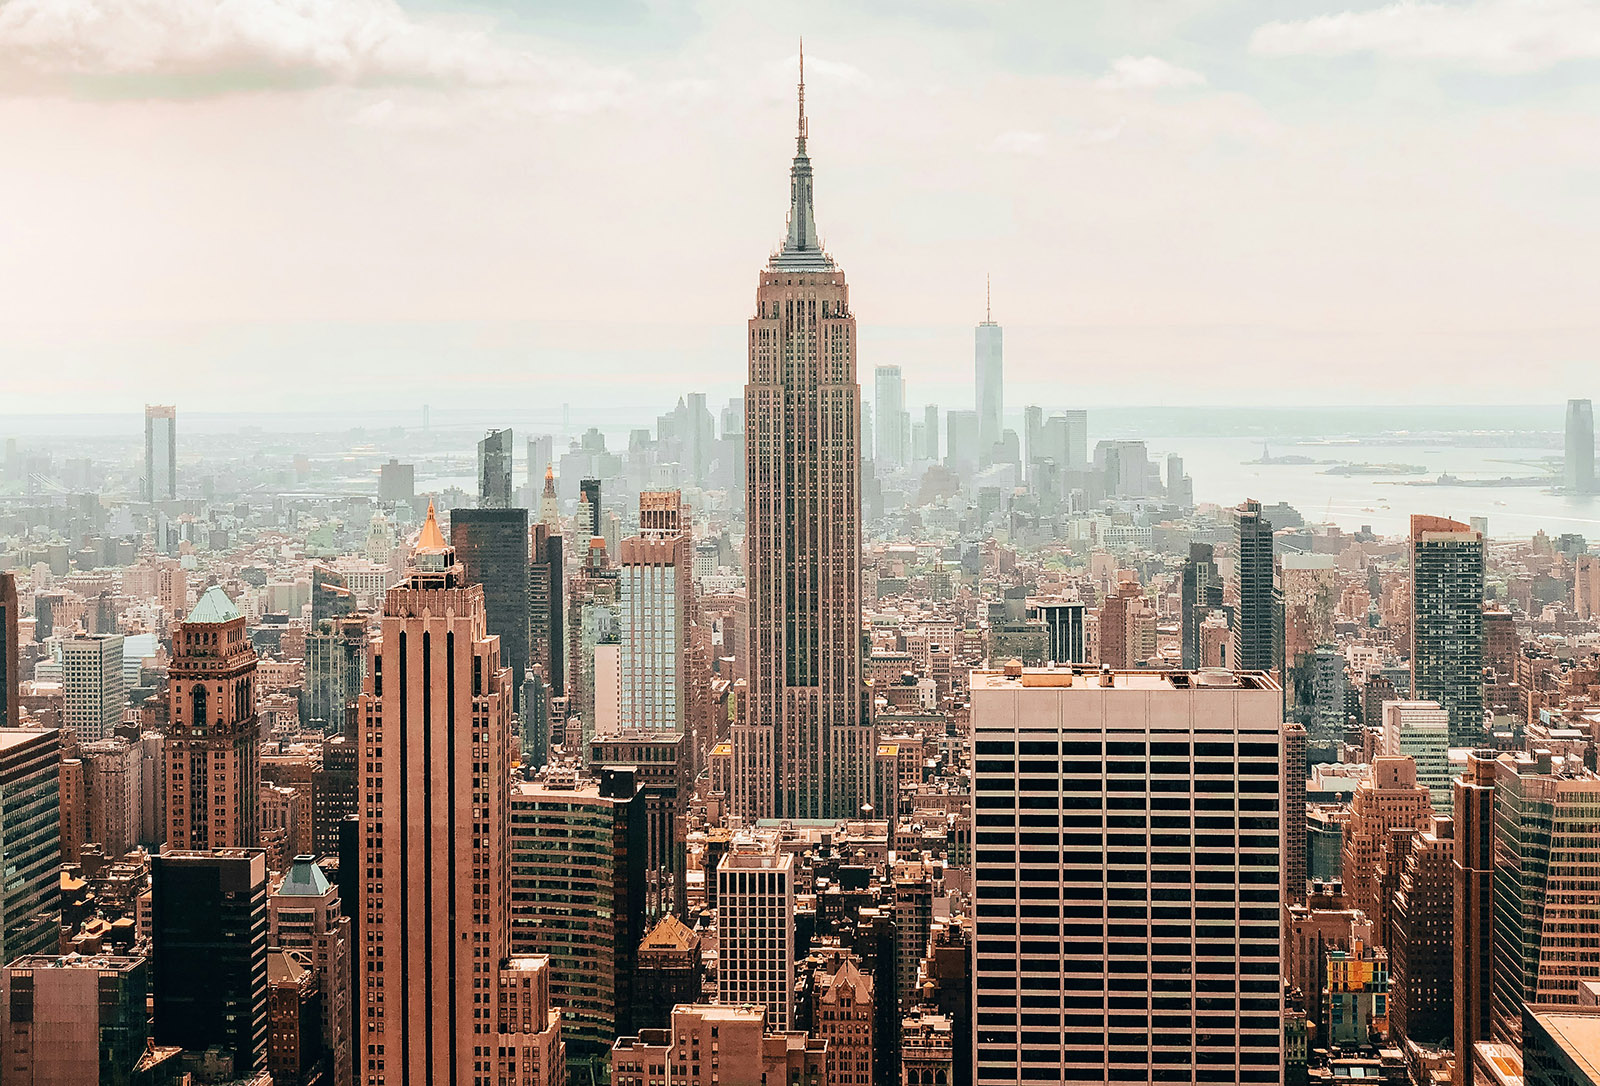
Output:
[733, 51, 872, 820]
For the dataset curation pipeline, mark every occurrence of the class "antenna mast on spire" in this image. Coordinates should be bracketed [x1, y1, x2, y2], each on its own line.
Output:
[797, 37, 808, 150]
[986, 273, 992, 323]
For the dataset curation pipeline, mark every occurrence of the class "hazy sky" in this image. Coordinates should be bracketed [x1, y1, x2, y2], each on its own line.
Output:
[3, 0, 1600, 416]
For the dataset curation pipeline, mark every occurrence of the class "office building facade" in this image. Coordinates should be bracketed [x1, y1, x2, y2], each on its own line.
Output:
[479, 427, 514, 509]
[1410, 515, 1485, 745]
[144, 404, 176, 502]
[451, 506, 531, 695]
[1566, 398, 1594, 494]
[1232, 499, 1277, 675]
[62, 633, 125, 743]
[717, 850, 797, 1030]
[0, 728, 61, 963]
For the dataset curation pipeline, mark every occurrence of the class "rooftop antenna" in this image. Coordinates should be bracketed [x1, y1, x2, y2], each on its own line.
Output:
[986, 273, 992, 323]
[797, 37, 807, 151]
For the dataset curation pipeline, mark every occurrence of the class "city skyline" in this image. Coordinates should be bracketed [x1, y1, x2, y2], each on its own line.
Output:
[6, 2, 1600, 411]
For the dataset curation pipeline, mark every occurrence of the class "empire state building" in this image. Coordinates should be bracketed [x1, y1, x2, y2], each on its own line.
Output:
[732, 51, 873, 820]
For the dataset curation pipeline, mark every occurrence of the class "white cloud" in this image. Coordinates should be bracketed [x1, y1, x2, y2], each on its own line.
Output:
[1095, 55, 1207, 90]
[990, 129, 1045, 154]
[0, 0, 629, 97]
[1250, 0, 1600, 73]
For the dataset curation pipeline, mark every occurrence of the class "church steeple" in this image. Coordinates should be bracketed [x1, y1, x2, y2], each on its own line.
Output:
[772, 40, 834, 272]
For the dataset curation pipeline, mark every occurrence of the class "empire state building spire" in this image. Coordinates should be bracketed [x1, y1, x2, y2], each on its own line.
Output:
[773, 40, 833, 271]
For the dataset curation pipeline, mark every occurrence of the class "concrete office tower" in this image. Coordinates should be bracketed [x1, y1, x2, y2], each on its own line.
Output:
[1383, 701, 1452, 811]
[526, 435, 554, 490]
[1410, 515, 1485, 746]
[306, 614, 368, 736]
[717, 850, 796, 1029]
[1180, 543, 1224, 670]
[0, 954, 149, 1086]
[478, 427, 514, 509]
[1033, 598, 1086, 665]
[1042, 409, 1089, 472]
[152, 850, 269, 1079]
[975, 282, 1003, 456]
[269, 855, 354, 1086]
[577, 477, 602, 540]
[450, 506, 531, 694]
[1340, 756, 1434, 927]
[0, 572, 16, 728]
[1488, 752, 1600, 1047]
[1283, 722, 1308, 910]
[1566, 398, 1595, 493]
[617, 491, 690, 735]
[0, 729, 61, 962]
[1453, 751, 1497, 1086]
[733, 53, 872, 822]
[82, 738, 140, 859]
[165, 587, 260, 850]
[923, 404, 939, 462]
[63, 633, 125, 742]
[529, 519, 565, 697]
[508, 768, 646, 1069]
[144, 404, 176, 502]
[378, 458, 414, 502]
[1231, 499, 1278, 675]
[358, 503, 546, 1086]
[969, 667, 1284, 1081]
[944, 409, 980, 476]
[1023, 405, 1043, 481]
[874, 365, 909, 468]
[1390, 817, 1455, 1047]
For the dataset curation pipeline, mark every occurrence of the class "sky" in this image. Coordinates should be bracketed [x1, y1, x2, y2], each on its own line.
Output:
[3, 0, 1600, 417]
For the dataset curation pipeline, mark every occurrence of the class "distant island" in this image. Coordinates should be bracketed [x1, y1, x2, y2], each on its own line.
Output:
[1322, 462, 1427, 476]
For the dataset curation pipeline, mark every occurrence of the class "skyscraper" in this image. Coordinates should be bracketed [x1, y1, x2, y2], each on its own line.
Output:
[1453, 751, 1497, 1086]
[527, 435, 554, 490]
[874, 364, 908, 468]
[144, 404, 176, 502]
[151, 849, 269, 1079]
[1232, 499, 1278, 674]
[975, 280, 1002, 457]
[1032, 598, 1086, 665]
[358, 503, 547, 1085]
[305, 614, 368, 736]
[922, 404, 939, 462]
[0, 728, 61, 964]
[575, 477, 602, 541]
[1410, 515, 1485, 745]
[62, 633, 125, 742]
[1565, 398, 1595, 494]
[618, 491, 690, 734]
[944, 409, 980, 477]
[732, 52, 872, 821]
[969, 666, 1283, 1081]
[165, 586, 260, 850]
[717, 850, 796, 1030]
[478, 427, 514, 509]
[1180, 542, 1224, 670]
[450, 505, 531, 695]
[0, 953, 149, 1086]
[529, 519, 565, 698]
[0, 572, 16, 728]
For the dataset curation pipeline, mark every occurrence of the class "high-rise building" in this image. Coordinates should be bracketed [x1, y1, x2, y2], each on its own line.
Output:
[922, 404, 939, 462]
[1232, 499, 1278, 675]
[1565, 398, 1595, 494]
[529, 519, 566, 700]
[1340, 755, 1434, 929]
[1488, 751, 1600, 1048]
[975, 283, 1002, 457]
[618, 492, 690, 735]
[1410, 515, 1485, 746]
[526, 435, 554, 491]
[970, 667, 1283, 1081]
[144, 404, 176, 502]
[945, 410, 980, 476]
[1453, 751, 1498, 1086]
[62, 633, 125, 743]
[269, 855, 354, 1086]
[450, 506, 531, 695]
[1180, 543, 1224, 670]
[478, 427, 514, 509]
[0, 572, 17, 729]
[0, 953, 149, 1086]
[1382, 700, 1452, 811]
[717, 849, 796, 1030]
[508, 767, 646, 1069]
[165, 586, 260, 850]
[378, 458, 415, 502]
[732, 55, 872, 822]
[305, 614, 368, 736]
[874, 365, 908, 468]
[590, 731, 690, 916]
[357, 503, 549, 1085]
[577, 478, 602, 540]
[1022, 405, 1043, 482]
[1283, 722, 1308, 910]
[1031, 599, 1086, 665]
[1390, 817, 1455, 1046]
[151, 849, 269, 1079]
[0, 728, 61, 963]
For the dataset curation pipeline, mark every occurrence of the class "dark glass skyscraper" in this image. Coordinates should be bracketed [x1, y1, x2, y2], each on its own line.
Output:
[151, 849, 269, 1078]
[478, 427, 514, 509]
[1411, 515, 1485, 745]
[0, 572, 17, 728]
[1231, 499, 1277, 673]
[0, 728, 61, 963]
[450, 506, 531, 695]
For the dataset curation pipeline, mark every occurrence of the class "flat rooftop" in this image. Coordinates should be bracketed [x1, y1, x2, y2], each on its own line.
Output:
[970, 667, 1279, 693]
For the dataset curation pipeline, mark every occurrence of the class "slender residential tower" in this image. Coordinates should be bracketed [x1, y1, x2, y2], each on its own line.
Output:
[975, 278, 1003, 459]
[732, 48, 872, 820]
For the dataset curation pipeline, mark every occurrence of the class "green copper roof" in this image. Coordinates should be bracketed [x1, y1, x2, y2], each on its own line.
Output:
[277, 856, 331, 897]
[186, 585, 242, 625]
